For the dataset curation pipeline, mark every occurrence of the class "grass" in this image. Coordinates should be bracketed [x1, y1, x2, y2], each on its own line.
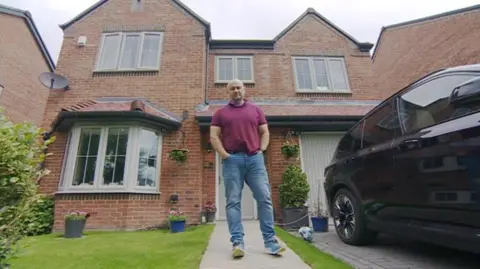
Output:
[274, 227, 352, 269]
[8, 224, 215, 269]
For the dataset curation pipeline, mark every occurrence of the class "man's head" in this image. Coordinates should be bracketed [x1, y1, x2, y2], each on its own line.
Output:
[227, 79, 245, 103]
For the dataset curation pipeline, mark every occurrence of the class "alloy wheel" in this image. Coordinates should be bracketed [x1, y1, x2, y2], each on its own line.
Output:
[333, 194, 356, 239]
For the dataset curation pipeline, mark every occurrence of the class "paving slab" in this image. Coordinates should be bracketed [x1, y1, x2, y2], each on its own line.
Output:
[296, 224, 480, 269]
[199, 221, 311, 269]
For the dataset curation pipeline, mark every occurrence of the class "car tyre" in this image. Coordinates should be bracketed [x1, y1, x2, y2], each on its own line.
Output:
[332, 188, 378, 246]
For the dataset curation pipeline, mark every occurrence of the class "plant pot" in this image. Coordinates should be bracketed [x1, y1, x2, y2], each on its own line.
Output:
[311, 216, 329, 232]
[281, 206, 309, 230]
[170, 220, 186, 233]
[205, 211, 216, 222]
[64, 219, 86, 238]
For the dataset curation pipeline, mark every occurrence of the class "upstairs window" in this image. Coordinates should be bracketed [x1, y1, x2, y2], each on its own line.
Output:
[215, 56, 254, 83]
[95, 32, 163, 71]
[293, 57, 350, 92]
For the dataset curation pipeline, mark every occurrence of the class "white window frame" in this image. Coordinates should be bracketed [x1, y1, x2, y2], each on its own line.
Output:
[215, 55, 255, 83]
[94, 32, 164, 72]
[292, 56, 350, 93]
[58, 123, 163, 194]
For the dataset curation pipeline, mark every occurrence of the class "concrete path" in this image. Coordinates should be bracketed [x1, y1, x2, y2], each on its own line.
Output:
[199, 221, 311, 269]
[305, 224, 480, 269]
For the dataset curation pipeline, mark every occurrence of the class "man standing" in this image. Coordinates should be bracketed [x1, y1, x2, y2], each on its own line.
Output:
[210, 79, 285, 258]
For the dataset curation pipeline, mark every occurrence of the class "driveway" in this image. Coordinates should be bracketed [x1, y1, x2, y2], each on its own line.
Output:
[305, 225, 479, 269]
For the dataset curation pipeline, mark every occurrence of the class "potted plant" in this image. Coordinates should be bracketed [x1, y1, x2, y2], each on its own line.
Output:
[168, 209, 187, 233]
[278, 165, 310, 230]
[310, 194, 329, 232]
[64, 210, 90, 239]
[281, 141, 300, 159]
[169, 149, 189, 163]
[203, 202, 216, 223]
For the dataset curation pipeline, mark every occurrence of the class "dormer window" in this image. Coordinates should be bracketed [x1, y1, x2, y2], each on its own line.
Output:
[95, 32, 163, 72]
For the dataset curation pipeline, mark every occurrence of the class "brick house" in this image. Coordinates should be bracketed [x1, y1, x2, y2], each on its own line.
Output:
[0, 4, 55, 125]
[372, 4, 480, 100]
[40, 0, 381, 231]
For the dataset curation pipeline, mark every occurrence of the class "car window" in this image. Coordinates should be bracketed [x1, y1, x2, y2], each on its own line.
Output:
[332, 120, 364, 161]
[398, 74, 480, 134]
[362, 100, 400, 148]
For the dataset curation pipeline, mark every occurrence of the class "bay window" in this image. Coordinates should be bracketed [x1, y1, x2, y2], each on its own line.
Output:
[60, 124, 162, 193]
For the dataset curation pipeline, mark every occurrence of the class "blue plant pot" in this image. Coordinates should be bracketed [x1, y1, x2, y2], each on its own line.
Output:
[170, 220, 186, 233]
[311, 216, 329, 232]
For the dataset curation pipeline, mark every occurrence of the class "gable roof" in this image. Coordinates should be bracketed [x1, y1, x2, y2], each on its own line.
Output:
[0, 4, 55, 71]
[59, 0, 211, 40]
[274, 7, 373, 52]
[372, 4, 480, 59]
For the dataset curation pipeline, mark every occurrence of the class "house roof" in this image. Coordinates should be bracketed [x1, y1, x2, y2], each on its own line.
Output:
[195, 100, 377, 117]
[51, 97, 183, 132]
[59, 0, 211, 40]
[274, 7, 374, 52]
[195, 99, 379, 131]
[0, 4, 55, 71]
[372, 4, 480, 59]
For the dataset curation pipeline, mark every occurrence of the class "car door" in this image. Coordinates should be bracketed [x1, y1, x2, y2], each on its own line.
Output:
[389, 72, 480, 233]
[354, 99, 403, 223]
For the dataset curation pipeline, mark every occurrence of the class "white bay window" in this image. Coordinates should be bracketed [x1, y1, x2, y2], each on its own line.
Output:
[60, 124, 163, 193]
[293, 57, 350, 93]
[95, 32, 163, 71]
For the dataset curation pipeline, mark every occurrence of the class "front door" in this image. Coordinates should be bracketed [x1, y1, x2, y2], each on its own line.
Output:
[216, 153, 256, 220]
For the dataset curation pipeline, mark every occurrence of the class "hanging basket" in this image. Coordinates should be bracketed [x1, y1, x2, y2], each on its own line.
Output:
[281, 142, 300, 158]
[169, 149, 189, 163]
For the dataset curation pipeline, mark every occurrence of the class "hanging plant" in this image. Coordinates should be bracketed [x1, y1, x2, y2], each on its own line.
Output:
[169, 149, 189, 163]
[281, 131, 300, 158]
[281, 142, 300, 158]
[170, 130, 189, 164]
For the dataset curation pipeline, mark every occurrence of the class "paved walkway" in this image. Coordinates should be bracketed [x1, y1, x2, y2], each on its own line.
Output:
[304, 224, 480, 269]
[199, 221, 311, 269]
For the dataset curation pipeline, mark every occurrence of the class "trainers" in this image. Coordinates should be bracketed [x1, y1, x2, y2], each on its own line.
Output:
[265, 239, 286, 255]
[232, 242, 245, 258]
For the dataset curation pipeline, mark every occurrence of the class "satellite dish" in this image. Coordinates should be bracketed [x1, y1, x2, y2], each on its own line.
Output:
[39, 72, 70, 90]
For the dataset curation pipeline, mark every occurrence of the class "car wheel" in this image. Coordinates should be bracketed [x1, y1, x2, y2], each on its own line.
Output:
[332, 188, 378, 246]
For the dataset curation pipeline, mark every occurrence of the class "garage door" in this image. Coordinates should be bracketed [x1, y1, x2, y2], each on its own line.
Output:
[300, 133, 343, 215]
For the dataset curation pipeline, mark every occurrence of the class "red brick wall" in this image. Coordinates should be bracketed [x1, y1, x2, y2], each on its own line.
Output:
[0, 13, 51, 125]
[40, 0, 207, 231]
[208, 15, 378, 102]
[373, 9, 480, 100]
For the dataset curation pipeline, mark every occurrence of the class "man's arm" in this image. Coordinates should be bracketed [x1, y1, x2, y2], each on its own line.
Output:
[259, 124, 270, 151]
[257, 106, 269, 151]
[210, 126, 230, 159]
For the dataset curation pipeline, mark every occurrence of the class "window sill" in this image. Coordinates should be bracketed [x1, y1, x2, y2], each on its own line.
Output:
[296, 90, 352, 94]
[214, 81, 255, 84]
[56, 189, 161, 195]
[93, 68, 160, 73]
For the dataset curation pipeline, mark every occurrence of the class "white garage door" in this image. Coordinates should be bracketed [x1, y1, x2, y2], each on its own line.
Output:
[300, 133, 343, 216]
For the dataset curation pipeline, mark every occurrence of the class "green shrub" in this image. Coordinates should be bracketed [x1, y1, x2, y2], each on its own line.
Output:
[0, 109, 55, 266]
[23, 195, 55, 236]
[279, 165, 310, 208]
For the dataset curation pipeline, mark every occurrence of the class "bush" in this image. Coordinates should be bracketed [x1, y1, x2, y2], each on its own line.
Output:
[0, 110, 55, 266]
[279, 165, 310, 208]
[22, 195, 55, 236]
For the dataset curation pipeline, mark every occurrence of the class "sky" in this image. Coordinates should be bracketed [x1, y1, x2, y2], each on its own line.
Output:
[1, 0, 479, 64]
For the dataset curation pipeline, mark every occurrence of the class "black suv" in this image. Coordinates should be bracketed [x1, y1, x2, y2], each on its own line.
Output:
[324, 64, 480, 254]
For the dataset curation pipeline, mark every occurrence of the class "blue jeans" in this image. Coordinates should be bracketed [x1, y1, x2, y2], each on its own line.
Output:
[222, 152, 276, 244]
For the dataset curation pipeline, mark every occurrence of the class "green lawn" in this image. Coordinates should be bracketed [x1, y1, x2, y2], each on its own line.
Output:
[8, 225, 215, 269]
[275, 227, 352, 269]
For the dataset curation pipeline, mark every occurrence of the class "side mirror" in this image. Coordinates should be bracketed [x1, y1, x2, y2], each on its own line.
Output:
[449, 76, 480, 105]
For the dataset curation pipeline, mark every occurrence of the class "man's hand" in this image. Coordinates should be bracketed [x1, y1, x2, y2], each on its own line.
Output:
[220, 152, 231, 160]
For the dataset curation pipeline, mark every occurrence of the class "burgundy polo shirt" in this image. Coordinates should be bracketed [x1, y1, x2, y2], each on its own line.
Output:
[211, 100, 267, 155]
